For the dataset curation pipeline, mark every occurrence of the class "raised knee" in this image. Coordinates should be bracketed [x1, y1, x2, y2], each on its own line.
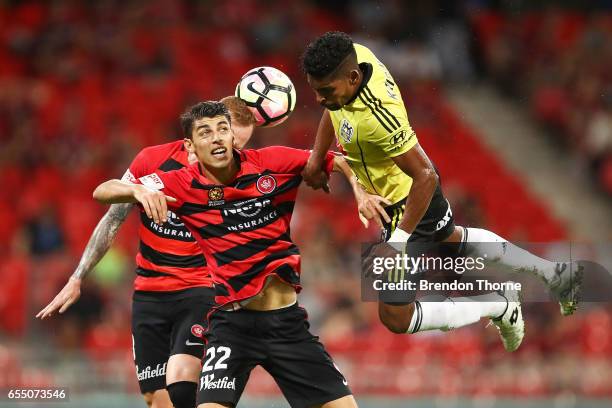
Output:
[379, 303, 414, 334]
[382, 317, 410, 334]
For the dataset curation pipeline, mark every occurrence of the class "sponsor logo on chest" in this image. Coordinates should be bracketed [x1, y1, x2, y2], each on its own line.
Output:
[223, 198, 272, 218]
[145, 210, 193, 239]
[165, 211, 184, 227]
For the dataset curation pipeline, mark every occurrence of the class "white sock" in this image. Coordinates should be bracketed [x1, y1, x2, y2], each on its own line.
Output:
[462, 227, 560, 284]
[408, 293, 507, 333]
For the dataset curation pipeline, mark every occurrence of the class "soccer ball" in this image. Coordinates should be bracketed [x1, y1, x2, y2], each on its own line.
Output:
[235, 66, 296, 127]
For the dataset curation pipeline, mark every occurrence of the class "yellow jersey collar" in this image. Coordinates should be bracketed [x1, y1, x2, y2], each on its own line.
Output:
[344, 62, 373, 107]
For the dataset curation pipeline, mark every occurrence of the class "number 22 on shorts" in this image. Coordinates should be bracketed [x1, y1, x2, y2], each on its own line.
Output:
[202, 346, 231, 373]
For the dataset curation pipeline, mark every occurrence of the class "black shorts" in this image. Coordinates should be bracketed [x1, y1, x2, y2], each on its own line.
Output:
[381, 182, 455, 243]
[379, 183, 456, 305]
[132, 287, 215, 394]
[197, 303, 351, 408]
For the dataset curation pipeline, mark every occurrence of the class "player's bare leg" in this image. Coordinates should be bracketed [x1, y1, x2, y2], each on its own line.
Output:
[378, 303, 415, 334]
[199, 403, 231, 408]
[166, 353, 201, 408]
[316, 394, 359, 408]
[443, 225, 463, 243]
[167, 354, 201, 383]
[143, 389, 172, 408]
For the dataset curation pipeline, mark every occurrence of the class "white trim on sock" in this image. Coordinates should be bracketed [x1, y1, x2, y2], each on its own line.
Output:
[407, 293, 508, 333]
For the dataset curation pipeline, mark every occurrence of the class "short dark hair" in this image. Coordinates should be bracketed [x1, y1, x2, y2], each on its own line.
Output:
[180, 101, 231, 138]
[301, 31, 355, 79]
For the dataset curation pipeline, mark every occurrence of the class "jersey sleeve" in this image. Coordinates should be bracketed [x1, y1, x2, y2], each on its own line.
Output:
[255, 146, 335, 176]
[134, 170, 187, 211]
[366, 102, 418, 158]
[121, 148, 154, 182]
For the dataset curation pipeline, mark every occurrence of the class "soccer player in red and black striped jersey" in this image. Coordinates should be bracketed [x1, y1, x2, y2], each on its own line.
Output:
[93, 101, 360, 408]
[38, 97, 259, 408]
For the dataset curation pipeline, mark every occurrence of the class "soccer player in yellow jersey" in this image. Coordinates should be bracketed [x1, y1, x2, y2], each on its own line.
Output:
[301, 32, 582, 352]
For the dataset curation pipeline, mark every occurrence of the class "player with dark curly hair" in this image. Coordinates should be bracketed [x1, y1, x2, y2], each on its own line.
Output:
[300, 31, 583, 352]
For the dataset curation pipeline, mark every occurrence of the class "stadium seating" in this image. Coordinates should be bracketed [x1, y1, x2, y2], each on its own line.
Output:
[1, 0, 609, 398]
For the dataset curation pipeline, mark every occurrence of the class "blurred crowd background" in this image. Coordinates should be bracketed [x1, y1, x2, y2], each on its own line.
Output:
[1, 0, 611, 405]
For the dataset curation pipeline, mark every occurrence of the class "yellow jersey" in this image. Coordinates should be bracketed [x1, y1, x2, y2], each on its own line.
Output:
[329, 43, 417, 205]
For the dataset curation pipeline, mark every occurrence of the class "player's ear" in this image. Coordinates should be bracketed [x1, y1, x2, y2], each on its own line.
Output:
[232, 124, 255, 150]
[183, 137, 195, 153]
[349, 69, 360, 85]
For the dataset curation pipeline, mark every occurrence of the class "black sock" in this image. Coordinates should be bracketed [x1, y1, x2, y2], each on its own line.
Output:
[166, 381, 197, 408]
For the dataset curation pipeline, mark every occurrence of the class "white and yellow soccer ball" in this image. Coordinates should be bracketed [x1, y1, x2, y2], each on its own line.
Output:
[235, 66, 296, 127]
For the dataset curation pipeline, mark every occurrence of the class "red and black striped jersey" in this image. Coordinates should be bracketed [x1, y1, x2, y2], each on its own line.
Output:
[122, 140, 212, 293]
[136, 146, 334, 306]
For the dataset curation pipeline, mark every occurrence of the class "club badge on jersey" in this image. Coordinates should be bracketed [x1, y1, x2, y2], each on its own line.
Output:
[339, 119, 354, 143]
[208, 187, 225, 206]
[256, 175, 277, 194]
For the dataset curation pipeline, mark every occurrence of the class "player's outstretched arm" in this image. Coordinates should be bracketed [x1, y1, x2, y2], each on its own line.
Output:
[332, 156, 391, 228]
[94, 179, 146, 204]
[93, 179, 176, 225]
[302, 110, 335, 192]
[389, 143, 438, 241]
[36, 202, 132, 319]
